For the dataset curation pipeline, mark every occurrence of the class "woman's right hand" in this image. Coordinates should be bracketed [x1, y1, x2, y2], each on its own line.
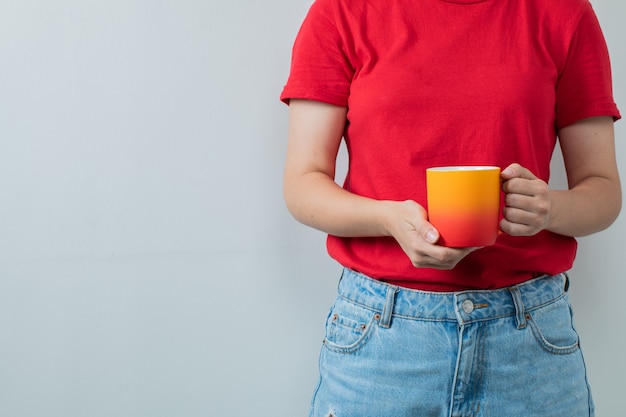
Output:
[383, 200, 480, 270]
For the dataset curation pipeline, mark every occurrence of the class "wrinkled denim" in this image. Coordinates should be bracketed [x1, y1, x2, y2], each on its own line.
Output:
[309, 268, 594, 417]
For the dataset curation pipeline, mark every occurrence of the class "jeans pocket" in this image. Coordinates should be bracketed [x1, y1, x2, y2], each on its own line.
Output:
[323, 298, 378, 354]
[527, 296, 580, 354]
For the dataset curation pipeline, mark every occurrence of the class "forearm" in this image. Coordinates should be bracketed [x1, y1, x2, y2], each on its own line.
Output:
[283, 171, 391, 237]
[548, 116, 622, 237]
[547, 176, 622, 237]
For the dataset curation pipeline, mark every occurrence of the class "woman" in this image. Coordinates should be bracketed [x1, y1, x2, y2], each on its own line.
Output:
[280, 0, 621, 415]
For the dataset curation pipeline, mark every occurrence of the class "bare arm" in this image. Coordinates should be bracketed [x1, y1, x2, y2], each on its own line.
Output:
[501, 116, 621, 237]
[283, 99, 477, 269]
[283, 99, 387, 237]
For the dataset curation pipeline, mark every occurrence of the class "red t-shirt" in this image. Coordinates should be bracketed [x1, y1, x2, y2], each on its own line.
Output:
[280, 0, 621, 291]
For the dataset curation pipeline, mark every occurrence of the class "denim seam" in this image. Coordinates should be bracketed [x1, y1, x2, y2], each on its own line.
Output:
[322, 315, 378, 354]
[336, 289, 567, 324]
[524, 292, 567, 313]
[526, 318, 580, 354]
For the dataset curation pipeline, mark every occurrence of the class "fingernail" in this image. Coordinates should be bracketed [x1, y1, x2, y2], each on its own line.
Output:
[426, 230, 437, 243]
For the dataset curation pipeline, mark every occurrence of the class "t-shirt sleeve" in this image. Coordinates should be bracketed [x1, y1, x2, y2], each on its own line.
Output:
[555, 2, 621, 129]
[280, 0, 354, 106]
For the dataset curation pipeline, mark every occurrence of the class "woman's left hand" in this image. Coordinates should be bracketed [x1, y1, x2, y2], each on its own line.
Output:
[500, 163, 551, 236]
[501, 117, 620, 238]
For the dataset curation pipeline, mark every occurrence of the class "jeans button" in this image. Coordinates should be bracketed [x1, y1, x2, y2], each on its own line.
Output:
[461, 299, 475, 314]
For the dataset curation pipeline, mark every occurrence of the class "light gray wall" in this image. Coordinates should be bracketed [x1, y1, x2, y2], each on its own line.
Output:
[0, 1, 623, 416]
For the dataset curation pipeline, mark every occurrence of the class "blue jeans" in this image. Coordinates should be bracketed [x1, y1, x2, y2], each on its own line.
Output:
[309, 268, 594, 417]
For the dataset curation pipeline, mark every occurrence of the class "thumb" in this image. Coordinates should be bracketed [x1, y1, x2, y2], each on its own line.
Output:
[424, 226, 439, 244]
[501, 163, 537, 180]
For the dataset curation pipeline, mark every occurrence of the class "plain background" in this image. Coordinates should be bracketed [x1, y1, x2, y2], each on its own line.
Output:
[0, 0, 624, 416]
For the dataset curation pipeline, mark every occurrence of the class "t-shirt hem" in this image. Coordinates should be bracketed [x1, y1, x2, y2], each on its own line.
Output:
[557, 103, 621, 129]
[280, 86, 348, 107]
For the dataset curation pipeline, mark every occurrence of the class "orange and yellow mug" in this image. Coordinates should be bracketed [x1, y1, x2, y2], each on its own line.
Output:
[426, 166, 501, 247]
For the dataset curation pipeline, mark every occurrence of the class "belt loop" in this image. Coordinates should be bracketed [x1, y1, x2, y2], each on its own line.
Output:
[379, 285, 399, 329]
[563, 272, 570, 292]
[509, 286, 527, 330]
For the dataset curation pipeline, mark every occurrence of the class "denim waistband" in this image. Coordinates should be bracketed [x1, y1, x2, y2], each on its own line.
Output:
[337, 268, 568, 327]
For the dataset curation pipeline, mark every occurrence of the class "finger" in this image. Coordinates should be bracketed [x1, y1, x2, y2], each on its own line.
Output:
[500, 218, 536, 237]
[500, 163, 520, 180]
[506, 194, 550, 218]
[502, 177, 546, 197]
[423, 227, 439, 244]
[504, 192, 537, 209]
[502, 205, 536, 226]
[500, 207, 545, 236]
[501, 163, 538, 181]
[415, 246, 479, 269]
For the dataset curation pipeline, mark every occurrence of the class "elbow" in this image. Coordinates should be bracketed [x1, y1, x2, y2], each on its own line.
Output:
[607, 186, 622, 228]
[282, 176, 309, 225]
[593, 178, 622, 234]
[282, 179, 298, 219]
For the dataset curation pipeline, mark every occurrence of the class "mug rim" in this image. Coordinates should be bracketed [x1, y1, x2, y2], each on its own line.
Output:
[427, 165, 500, 172]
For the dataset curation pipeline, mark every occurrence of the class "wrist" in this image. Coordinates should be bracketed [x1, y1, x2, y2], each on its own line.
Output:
[376, 200, 398, 237]
[379, 199, 426, 237]
[544, 189, 563, 234]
